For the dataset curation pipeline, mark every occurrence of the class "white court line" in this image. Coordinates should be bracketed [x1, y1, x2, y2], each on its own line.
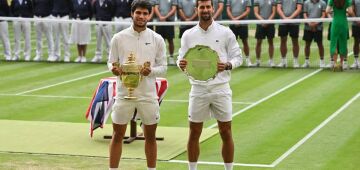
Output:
[15, 70, 109, 95]
[271, 92, 360, 167]
[163, 99, 253, 105]
[167, 159, 274, 168]
[0, 93, 91, 99]
[0, 93, 252, 104]
[207, 69, 323, 129]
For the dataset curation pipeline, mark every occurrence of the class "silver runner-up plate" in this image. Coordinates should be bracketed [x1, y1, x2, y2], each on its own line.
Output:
[184, 45, 219, 82]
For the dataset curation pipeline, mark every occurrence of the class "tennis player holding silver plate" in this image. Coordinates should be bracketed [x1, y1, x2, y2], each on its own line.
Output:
[176, 1, 243, 169]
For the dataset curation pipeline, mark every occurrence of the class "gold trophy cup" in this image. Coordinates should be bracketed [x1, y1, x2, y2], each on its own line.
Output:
[113, 53, 151, 100]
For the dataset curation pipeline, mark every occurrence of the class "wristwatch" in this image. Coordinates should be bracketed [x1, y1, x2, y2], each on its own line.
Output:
[225, 62, 232, 70]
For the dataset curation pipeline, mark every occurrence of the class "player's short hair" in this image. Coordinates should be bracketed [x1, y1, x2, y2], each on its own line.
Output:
[131, 0, 152, 14]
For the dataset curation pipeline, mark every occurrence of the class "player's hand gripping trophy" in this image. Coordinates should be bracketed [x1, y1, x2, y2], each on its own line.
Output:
[112, 52, 151, 100]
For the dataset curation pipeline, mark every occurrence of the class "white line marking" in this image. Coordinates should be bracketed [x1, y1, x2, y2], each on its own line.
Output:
[163, 99, 253, 105]
[0, 93, 91, 99]
[167, 159, 274, 168]
[0, 93, 253, 104]
[15, 70, 109, 95]
[271, 92, 360, 167]
[207, 69, 323, 129]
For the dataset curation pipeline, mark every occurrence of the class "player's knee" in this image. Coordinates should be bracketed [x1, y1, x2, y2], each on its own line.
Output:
[112, 132, 124, 143]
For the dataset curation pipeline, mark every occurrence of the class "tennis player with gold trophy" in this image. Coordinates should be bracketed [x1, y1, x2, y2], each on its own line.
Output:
[107, 1, 167, 169]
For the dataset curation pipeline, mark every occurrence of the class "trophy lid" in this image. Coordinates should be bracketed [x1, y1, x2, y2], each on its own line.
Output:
[127, 52, 136, 63]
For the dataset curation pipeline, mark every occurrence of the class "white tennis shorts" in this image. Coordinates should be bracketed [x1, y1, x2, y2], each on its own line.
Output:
[111, 99, 160, 125]
[188, 83, 232, 123]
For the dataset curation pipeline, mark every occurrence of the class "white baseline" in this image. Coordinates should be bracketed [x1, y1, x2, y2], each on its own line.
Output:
[15, 71, 109, 95]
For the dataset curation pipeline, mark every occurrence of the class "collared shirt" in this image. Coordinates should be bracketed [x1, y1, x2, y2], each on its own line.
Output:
[155, 0, 177, 21]
[303, 0, 326, 30]
[177, 21, 243, 86]
[226, 0, 252, 18]
[178, 0, 196, 18]
[277, 0, 303, 18]
[254, 0, 275, 19]
[108, 26, 167, 101]
[213, 0, 224, 20]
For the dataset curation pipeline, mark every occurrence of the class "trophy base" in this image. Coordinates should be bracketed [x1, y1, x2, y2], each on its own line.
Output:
[124, 96, 137, 100]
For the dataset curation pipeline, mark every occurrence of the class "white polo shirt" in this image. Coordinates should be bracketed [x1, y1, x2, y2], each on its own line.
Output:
[108, 25, 167, 101]
[177, 21, 243, 86]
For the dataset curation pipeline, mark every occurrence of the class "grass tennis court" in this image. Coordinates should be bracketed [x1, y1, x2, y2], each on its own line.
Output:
[0, 22, 360, 169]
[0, 62, 359, 169]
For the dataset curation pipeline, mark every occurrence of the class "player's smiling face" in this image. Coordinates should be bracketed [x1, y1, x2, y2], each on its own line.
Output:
[197, 0, 214, 21]
[132, 7, 149, 28]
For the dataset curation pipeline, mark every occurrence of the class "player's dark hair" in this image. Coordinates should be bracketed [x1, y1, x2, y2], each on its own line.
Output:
[131, 0, 152, 14]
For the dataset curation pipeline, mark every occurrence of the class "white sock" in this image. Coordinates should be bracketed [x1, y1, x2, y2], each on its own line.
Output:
[224, 163, 233, 170]
[109, 168, 118, 170]
[188, 162, 197, 170]
[148, 168, 156, 170]
[256, 59, 260, 64]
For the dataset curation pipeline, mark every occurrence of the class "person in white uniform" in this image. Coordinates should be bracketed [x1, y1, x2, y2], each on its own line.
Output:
[107, 0, 167, 170]
[10, 0, 33, 61]
[91, 0, 116, 63]
[0, 0, 12, 61]
[114, 0, 133, 33]
[177, 1, 242, 170]
[70, 0, 92, 63]
[50, 0, 72, 62]
[33, 0, 55, 61]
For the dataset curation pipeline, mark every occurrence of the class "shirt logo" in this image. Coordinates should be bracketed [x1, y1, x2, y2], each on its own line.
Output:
[145, 42, 151, 45]
[216, 40, 219, 42]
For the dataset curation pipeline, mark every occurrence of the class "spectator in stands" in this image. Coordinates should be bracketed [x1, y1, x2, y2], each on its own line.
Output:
[114, 0, 133, 33]
[326, 0, 354, 71]
[213, 0, 224, 20]
[351, 0, 360, 69]
[227, 0, 252, 66]
[70, 0, 93, 63]
[33, 0, 54, 62]
[177, 0, 242, 170]
[178, 0, 197, 38]
[277, 0, 303, 68]
[0, 0, 12, 61]
[154, 0, 177, 65]
[253, 0, 276, 67]
[10, 0, 33, 61]
[302, 0, 326, 68]
[91, 0, 116, 63]
[50, 0, 73, 62]
[108, 1, 167, 169]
